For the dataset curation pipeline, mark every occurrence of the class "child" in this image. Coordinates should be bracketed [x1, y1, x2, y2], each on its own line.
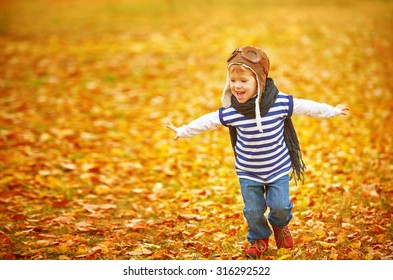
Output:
[166, 46, 349, 257]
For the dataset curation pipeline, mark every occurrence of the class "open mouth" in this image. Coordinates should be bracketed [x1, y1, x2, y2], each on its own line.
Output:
[235, 91, 246, 100]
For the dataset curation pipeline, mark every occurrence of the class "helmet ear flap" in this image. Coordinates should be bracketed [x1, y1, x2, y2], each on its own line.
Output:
[261, 53, 270, 75]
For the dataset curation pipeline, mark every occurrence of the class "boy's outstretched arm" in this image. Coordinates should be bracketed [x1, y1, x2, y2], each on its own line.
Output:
[166, 111, 223, 140]
[293, 98, 350, 118]
[166, 122, 179, 140]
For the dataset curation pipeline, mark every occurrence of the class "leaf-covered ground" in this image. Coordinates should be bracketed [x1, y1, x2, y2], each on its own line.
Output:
[0, 0, 392, 260]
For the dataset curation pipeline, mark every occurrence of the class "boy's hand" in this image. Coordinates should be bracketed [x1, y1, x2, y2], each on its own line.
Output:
[166, 122, 179, 140]
[336, 104, 350, 115]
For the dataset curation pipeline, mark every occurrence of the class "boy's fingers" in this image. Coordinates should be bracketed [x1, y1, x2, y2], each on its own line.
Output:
[166, 123, 179, 139]
[341, 107, 349, 115]
[336, 105, 349, 115]
[166, 123, 175, 131]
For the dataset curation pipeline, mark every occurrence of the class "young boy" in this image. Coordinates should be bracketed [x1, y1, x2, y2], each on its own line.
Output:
[167, 46, 349, 257]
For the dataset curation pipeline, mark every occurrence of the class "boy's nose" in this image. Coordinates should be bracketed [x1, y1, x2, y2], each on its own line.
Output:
[234, 82, 242, 89]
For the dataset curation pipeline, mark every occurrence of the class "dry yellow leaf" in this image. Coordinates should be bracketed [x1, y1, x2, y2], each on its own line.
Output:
[316, 241, 336, 249]
[127, 248, 153, 256]
[278, 254, 292, 260]
[351, 241, 361, 249]
[315, 229, 326, 239]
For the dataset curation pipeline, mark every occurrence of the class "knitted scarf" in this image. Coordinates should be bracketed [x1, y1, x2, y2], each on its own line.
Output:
[229, 78, 306, 183]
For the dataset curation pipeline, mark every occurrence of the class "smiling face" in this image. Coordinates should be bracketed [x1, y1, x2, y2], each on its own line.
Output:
[228, 64, 257, 104]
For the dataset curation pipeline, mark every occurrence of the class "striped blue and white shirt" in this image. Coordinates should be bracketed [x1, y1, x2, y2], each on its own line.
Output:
[219, 93, 292, 183]
[176, 92, 342, 184]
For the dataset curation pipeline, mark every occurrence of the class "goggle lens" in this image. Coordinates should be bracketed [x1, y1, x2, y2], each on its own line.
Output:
[227, 46, 262, 64]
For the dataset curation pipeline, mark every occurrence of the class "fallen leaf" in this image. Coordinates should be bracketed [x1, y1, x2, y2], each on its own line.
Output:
[178, 214, 205, 221]
[0, 231, 13, 246]
[60, 163, 76, 171]
[376, 234, 385, 243]
[315, 241, 336, 249]
[315, 229, 326, 239]
[127, 248, 154, 256]
[277, 254, 292, 260]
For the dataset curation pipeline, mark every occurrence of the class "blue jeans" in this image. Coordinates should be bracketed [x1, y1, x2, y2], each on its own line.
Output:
[239, 175, 293, 243]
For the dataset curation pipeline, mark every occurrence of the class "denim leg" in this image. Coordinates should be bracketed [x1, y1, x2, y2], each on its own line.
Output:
[239, 178, 272, 243]
[266, 175, 293, 228]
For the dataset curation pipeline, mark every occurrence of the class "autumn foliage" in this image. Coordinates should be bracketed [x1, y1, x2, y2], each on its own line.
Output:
[0, 0, 392, 260]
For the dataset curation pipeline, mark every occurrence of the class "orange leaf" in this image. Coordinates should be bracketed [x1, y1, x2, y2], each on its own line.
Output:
[0, 231, 13, 246]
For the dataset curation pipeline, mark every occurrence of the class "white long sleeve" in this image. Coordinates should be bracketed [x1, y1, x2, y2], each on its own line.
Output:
[293, 98, 341, 118]
[177, 111, 222, 138]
